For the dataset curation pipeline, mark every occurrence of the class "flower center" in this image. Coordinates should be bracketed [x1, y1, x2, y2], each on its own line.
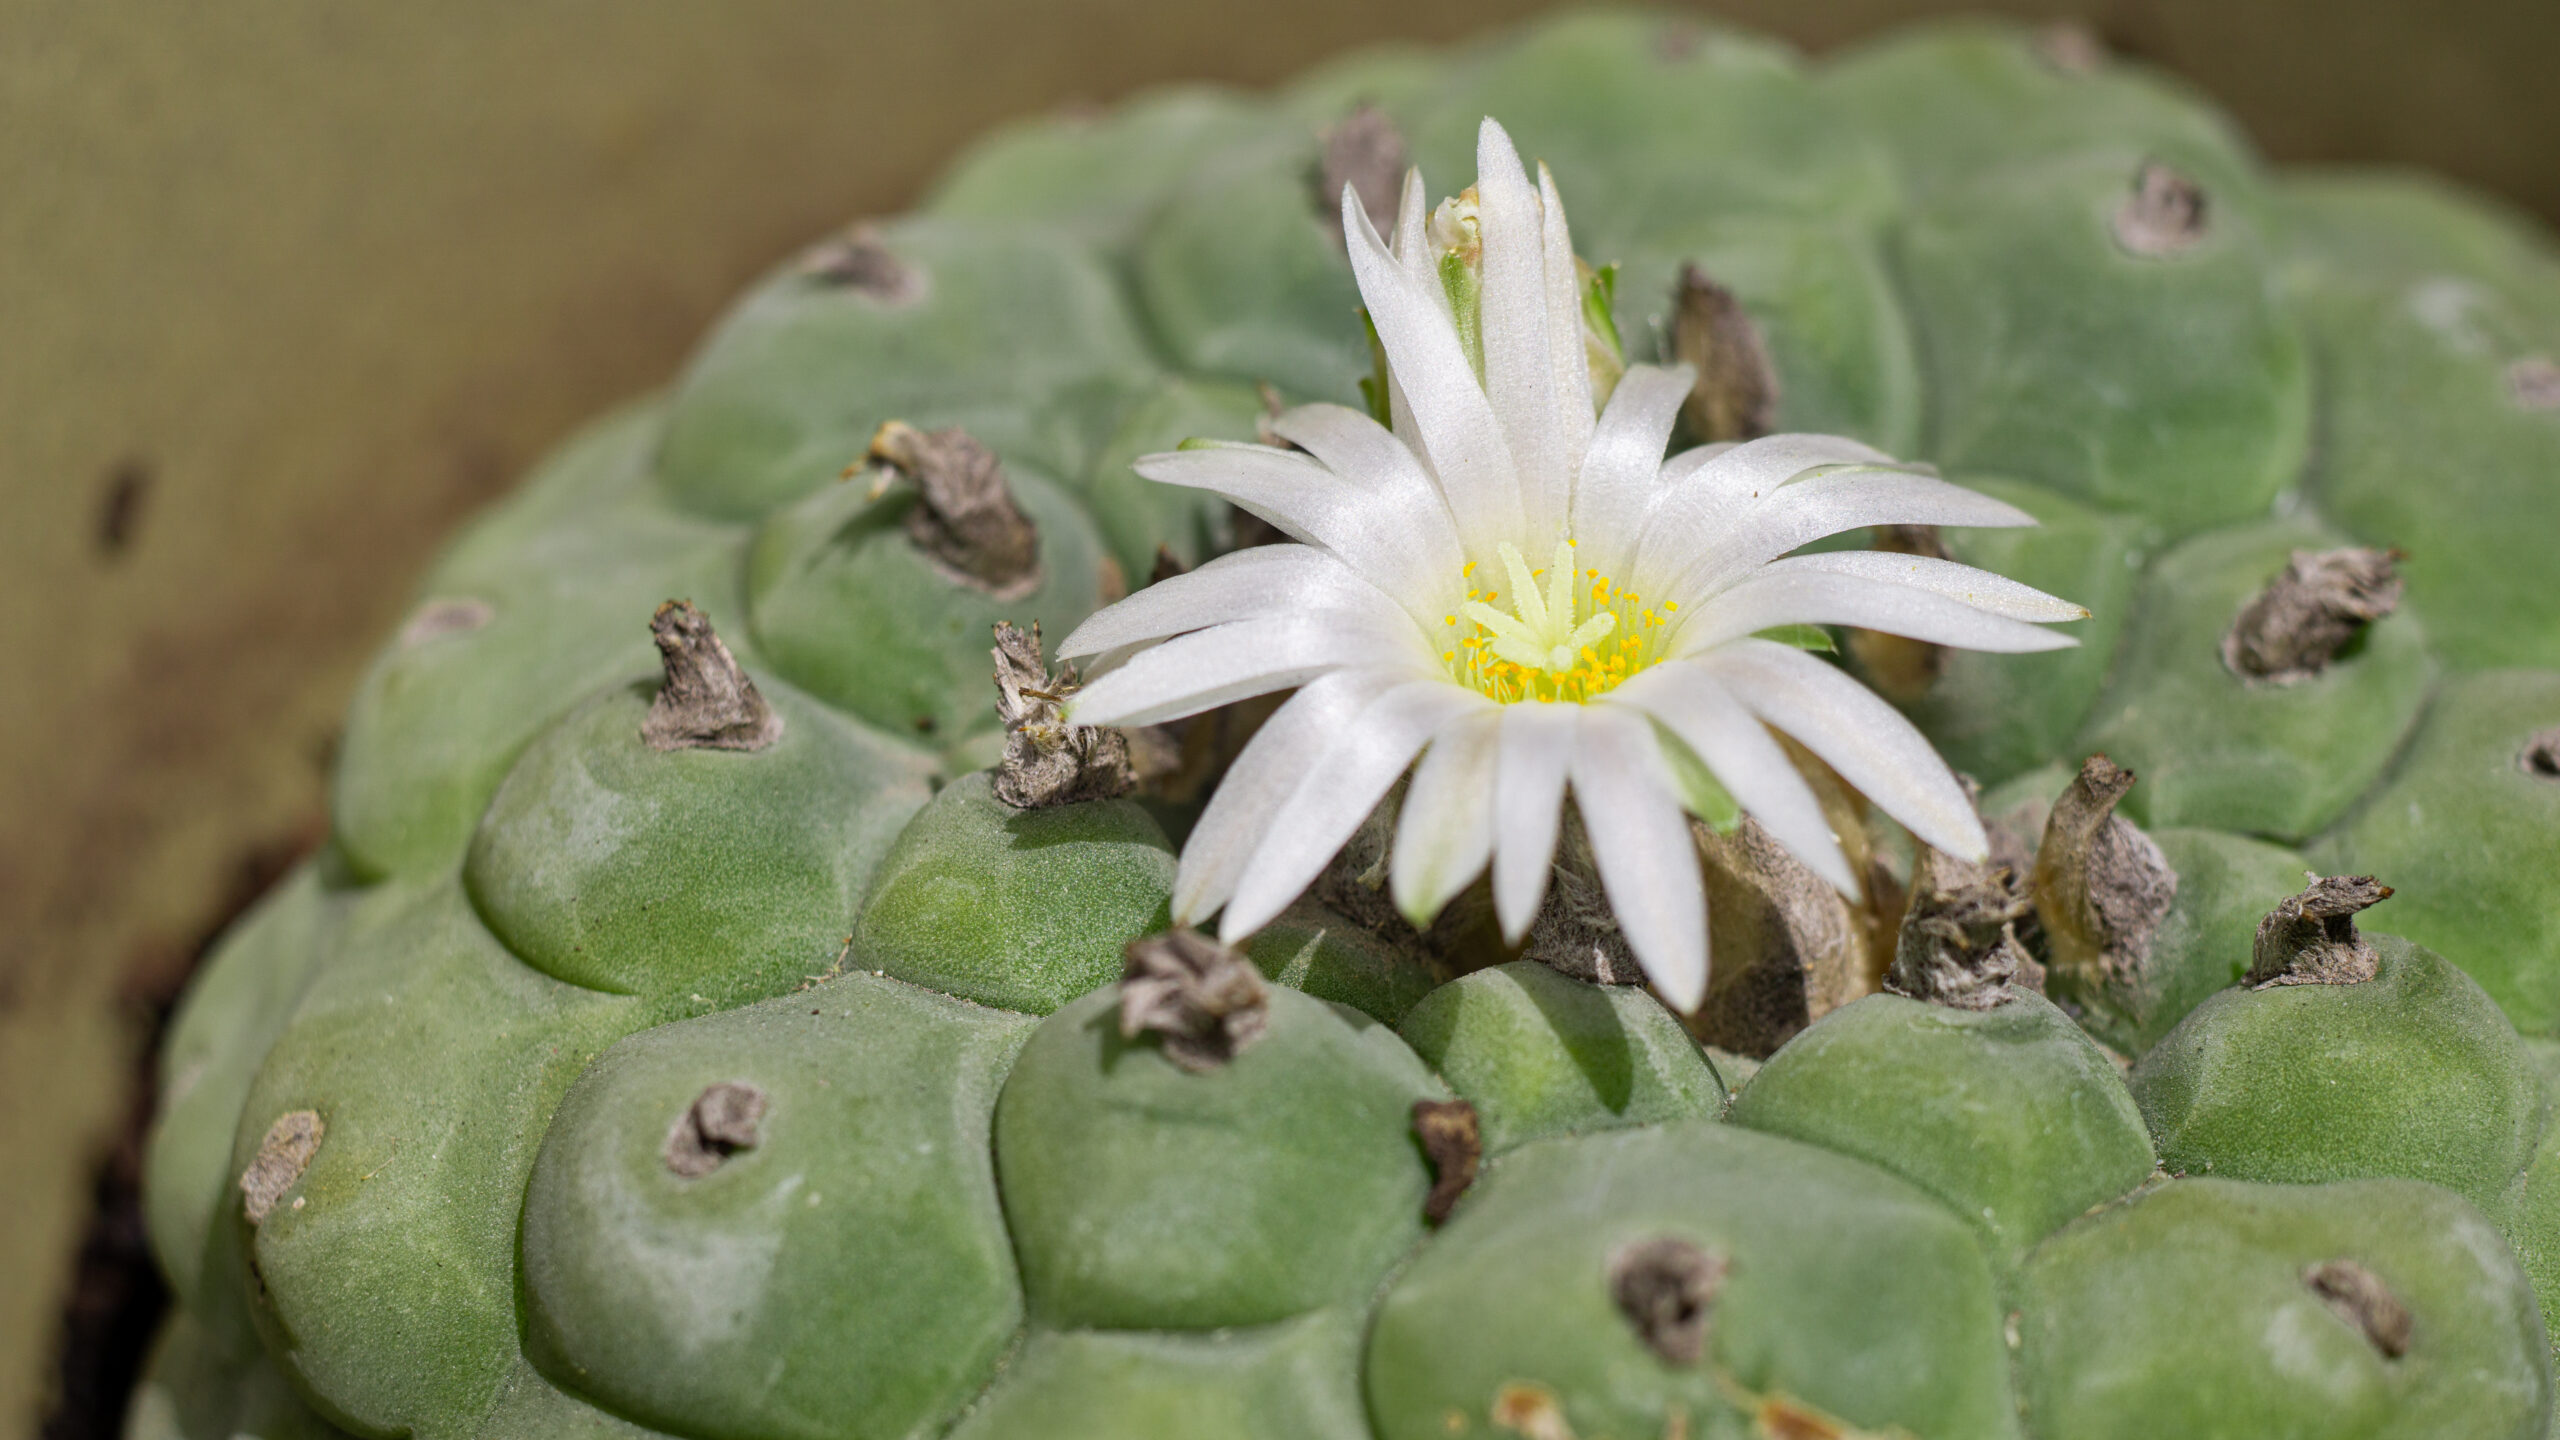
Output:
[1442, 539, 1673, 704]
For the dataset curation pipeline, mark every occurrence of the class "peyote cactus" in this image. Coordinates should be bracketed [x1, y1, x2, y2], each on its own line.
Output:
[131, 13, 2560, 1440]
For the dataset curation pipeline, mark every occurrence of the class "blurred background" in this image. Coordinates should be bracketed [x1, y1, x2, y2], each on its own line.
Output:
[3, 0, 2554, 1434]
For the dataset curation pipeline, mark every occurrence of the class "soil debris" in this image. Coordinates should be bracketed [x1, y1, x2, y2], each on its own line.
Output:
[2305, 1259, 2413, 1358]
[1670, 263, 1778, 444]
[865, 420, 1041, 597]
[1412, 1099, 1481, 1224]
[1119, 931, 1269, 1073]
[2222, 547, 2403, 683]
[2113, 161, 2209, 258]
[989, 620, 1135, 808]
[2249, 874, 2390, 987]
[1610, 1236, 1727, 1366]
[642, 600, 783, 752]
[664, 1081, 767, 1178]
[239, 1110, 324, 1224]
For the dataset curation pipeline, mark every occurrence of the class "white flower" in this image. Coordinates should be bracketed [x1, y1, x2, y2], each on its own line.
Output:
[1059, 118, 2086, 1011]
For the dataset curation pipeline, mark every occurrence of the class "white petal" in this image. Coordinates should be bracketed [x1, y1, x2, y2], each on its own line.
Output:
[1132, 443, 1457, 616]
[1389, 168, 1432, 277]
[1649, 468, 2042, 605]
[1630, 434, 1908, 595]
[1268, 403, 1467, 588]
[1221, 681, 1489, 940]
[1056, 545, 1400, 659]
[1538, 162, 1597, 482]
[1570, 363, 1693, 578]
[1069, 613, 1426, 728]
[1700, 640, 1989, 861]
[1389, 707, 1500, 924]
[1492, 701, 1578, 941]
[1603, 663, 1858, 895]
[1342, 188, 1525, 558]
[1671, 570, 2080, 658]
[1475, 118, 1568, 541]
[1569, 706, 1709, 1012]
[1770, 550, 2090, 623]
[1173, 670, 1405, 925]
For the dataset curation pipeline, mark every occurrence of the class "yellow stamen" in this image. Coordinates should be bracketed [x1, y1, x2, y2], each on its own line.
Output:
[1442, 539, 1674, 704]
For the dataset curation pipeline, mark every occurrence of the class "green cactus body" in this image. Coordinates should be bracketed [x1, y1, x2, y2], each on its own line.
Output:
[135, 11, 2560, 1439]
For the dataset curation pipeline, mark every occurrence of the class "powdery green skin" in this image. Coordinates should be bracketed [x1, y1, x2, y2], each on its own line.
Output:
[2015, 1177, 2550, 1440]
[2280, 177, 2560, 672]
[849, 772, 1175, 1015]
[1726, 988, 2156, 1270]
[136, 11, 2560, 1439]
[1364, 1121, 2024, 1440]
[2132, 937, 2545, 1216]
[944, 1310, 1372, 1440]
[1397, 960, 1724, 1153]
[521, 976, 1032, 1440]
[994, 986, 1440, 1331]
[2313, 671, 2560, 1034]
[466, 681, 934, 1014]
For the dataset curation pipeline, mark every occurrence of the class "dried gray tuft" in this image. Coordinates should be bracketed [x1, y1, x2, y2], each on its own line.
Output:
[1119, 931, 1269, 1073]
[664, 1081, 768, 1178]
[2249, 874, 2392, 987]
[866, 420, 1041, 598]
[2114, 161, 2210, 257]
[2222, 547, 2403, 683]
[642, 600, 783, 752]
[989, 620, 1135, 808]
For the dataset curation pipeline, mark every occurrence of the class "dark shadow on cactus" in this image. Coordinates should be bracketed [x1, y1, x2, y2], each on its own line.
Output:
[1519, 966, 1638, 1117]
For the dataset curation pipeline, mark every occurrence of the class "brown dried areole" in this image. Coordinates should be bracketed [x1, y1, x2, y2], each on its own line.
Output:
[2247, 873, 2392, 988]
[988, 620, 1135, 808]
[2524, 727, 2560, 780]
[2509, 356, 2560, 412]
[2222, 547, 2403, 684]
[865, 420, 1042, 598]
[641, 600, 783, 752]
[796, 225, 926, 305]
[2032, 756, 2176, 992]
[1886, 845, 2040, 1011]
[2304, 1259, 2413, 1358]
[2113, 162, 2209, 258]
[398, 596, 494, 648]
[1609, 1236, 1728, 1367]
[1119, 931, 1269, 1073]
[240, 1110, 325, 1224]
[1411, 1099, 1481, 1224]
[1669, 263, 1778, 444]
[1318, 102, 1407, 241]
[664, 1081, 767, 1178]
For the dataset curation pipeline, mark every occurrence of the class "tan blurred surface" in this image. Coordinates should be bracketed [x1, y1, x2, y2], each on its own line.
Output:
[3, 0, 2553, 1431]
